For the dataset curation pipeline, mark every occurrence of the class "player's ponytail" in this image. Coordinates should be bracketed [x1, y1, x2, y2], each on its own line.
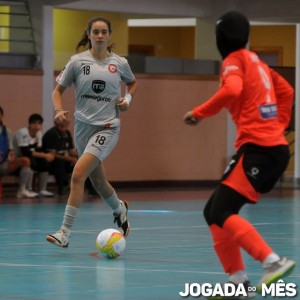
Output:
[76, 29, 90, 52]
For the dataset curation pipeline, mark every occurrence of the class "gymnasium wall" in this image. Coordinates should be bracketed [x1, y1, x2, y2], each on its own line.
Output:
[0, 72, 225, 182]
[53, 10, 296, 71]
[250, 25, 296, 67]
[53, 9, 129, 71]
[128, 27, 195, 59]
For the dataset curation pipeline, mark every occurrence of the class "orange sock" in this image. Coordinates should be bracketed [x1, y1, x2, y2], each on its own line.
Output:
[210, 224, 245, 274]
[223, 215, 273, 262]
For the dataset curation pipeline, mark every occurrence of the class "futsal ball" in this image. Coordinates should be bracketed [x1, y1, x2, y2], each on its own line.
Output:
[96, 228, 126, 259]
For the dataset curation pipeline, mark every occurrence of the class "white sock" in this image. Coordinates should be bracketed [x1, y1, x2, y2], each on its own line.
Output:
[263, 253, 280, 267]
[62, 205, 78, 230]
[18, 167, 31, 192]
[103, 191, 121, 213]
[229, 270, 248, 284]
[38, 172, 49, 191]
[26, 169, 34, 190]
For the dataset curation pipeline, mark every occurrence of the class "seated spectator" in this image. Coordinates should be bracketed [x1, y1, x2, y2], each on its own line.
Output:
[13, 113, 55, 197]
[0, 106, 37, 198]
[42, 120, 78, 196]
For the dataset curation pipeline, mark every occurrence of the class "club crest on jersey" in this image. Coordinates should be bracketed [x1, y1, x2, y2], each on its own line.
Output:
[92, 80, 106, 94]
[108, 64, 118, 73]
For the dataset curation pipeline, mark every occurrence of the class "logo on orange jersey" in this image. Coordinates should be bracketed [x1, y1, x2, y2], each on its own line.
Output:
[259, 104, 278, 119]
[223, 65, 239, 76]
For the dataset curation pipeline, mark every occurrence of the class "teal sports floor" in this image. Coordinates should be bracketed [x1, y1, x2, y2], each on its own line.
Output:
[0, 187, 299, 299]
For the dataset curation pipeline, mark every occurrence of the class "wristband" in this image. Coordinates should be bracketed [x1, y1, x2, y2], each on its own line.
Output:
[55, 108, 64, 114]
[124, 93, 132, 105]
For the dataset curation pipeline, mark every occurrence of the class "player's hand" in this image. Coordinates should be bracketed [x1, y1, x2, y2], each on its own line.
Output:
[183, 111, 201, 126]
[54, 110, 69, 124]
[117, 98, 129, 112]
[45, 152, 55, 162]
[7, 150, 15, 162]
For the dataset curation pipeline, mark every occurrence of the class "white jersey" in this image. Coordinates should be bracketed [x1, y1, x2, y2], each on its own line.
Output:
[13, 127, 42, 157]
[56, 50, 136, 127]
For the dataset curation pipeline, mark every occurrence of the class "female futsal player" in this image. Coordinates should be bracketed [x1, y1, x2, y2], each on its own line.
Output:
[183, 11, 295, 299]
[46, 16, 137, 247]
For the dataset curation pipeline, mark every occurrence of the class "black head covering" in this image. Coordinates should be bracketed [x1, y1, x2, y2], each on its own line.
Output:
[216, 11, 250, 59]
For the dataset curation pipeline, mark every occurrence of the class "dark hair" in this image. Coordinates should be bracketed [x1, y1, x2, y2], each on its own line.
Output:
[0, 106, 3, 116]
[28, 113, 43, 124]
[76, 16, 115, 53]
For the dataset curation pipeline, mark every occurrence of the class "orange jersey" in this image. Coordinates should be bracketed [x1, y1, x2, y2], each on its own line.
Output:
[193, 49, 294, 149]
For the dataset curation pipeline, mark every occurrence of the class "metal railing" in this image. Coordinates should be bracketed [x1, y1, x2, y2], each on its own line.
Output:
[0, 0, 37, 68]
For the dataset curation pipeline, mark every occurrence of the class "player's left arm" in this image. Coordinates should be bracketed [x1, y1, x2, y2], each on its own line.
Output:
[270, 68, 294, 130]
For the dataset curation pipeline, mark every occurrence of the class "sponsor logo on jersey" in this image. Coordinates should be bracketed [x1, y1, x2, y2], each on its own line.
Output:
[81, 94, 111, 102]
[91, 143, 102, 152]
[108, 64, 118, 73]
[80, 62, 93, 66]
[259, 104, 278, 119]
[92, 80, 106, 93]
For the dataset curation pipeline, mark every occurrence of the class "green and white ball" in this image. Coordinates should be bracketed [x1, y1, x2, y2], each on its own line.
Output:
[96, 228, 126, 259]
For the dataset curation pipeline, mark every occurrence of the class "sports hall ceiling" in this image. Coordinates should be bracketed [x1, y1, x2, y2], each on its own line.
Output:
[43, 0, 300, 23]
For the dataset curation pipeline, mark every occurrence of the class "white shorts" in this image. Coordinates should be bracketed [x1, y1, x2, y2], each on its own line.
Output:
[74, 119, 120, 162]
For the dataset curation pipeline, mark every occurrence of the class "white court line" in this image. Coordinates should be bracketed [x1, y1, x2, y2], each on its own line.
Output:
[1, 222, 300, 235]
[1, 262, 299, 279]
[0, 225, 208, 235]
[0, 262, 251, 275]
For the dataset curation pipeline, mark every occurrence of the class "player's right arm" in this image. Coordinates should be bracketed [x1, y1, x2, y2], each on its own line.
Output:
[192, 74, 243, 119]
[184, 54, 244, 124]
[52, 84, 68, 124]
[52, 58, 75, 124]
[183, 74, 243, 125]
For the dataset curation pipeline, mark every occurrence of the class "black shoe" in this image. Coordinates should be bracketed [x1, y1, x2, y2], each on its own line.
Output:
[113, 200, 130, 237]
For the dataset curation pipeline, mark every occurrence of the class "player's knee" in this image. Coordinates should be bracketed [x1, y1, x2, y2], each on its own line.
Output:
[204, 203, 233, 227]
[210, 210, 232, 227]
[71, 168, 87, 186]
[18, 157, 31, 167]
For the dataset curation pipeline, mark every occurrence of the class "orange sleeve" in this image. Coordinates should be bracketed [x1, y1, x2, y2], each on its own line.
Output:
[192, 74, 243, 119]
[270, 68, 294, 129]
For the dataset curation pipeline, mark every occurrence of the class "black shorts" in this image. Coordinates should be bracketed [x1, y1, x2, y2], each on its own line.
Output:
[221, 143, 290, 202]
